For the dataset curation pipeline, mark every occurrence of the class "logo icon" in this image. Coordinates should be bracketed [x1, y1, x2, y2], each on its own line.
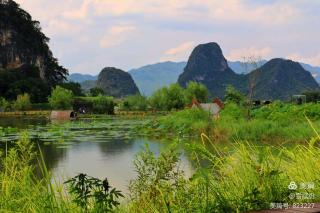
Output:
[288, 181, 297, 190]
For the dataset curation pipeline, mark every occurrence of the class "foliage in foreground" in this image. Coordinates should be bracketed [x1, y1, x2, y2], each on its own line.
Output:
[0, 133, 123, 212]
[125, 133, 320, 212]
[0, 133, 73, 212]
[1, 124, 320, 212]
[65, 174, 123, 212]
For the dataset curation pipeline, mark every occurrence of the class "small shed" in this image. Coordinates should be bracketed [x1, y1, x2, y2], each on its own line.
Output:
[50, 110, 77, 120]
[191, 98, 224, 118]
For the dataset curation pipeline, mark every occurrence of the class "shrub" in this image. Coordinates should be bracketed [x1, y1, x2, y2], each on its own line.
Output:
[90, 87, 105, 97]
[59, 82, 84, 96]
[13, 93, 31, 111]
[49, 86, 74, 110]
[149, 87, 169, 110]
[92, 95, 114, 114]
[225, 85, 246, 105]
[121, 95, 148, 111]
[184, 81, 209, 104]
[166, 83, 186, 110]
[0, 97, 10, 112]
[149, 84, 185, 111]
[65, 174, 123, 212]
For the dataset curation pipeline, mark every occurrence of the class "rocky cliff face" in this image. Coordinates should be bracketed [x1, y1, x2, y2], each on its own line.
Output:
[249, 58, 320, 100]
[97, 67, 140, 98]
[178, 42, 246, 98]
[0, 0, 67, 84]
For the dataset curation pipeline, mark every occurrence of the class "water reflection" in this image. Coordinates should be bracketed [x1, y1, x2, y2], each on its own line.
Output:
[0, 117, 193, 193]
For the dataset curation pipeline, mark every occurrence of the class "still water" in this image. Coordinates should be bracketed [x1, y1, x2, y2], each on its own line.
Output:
[0, 116, 193, 193]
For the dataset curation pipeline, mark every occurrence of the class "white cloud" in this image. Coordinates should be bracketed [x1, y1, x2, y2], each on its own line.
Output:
[83, 0, 300, 25]
[287, 53, 320, 67]
[99, 25, 136, 48]
[165, 41, 195, 56]
[13, 0, 320, 73]
[161, 41, 195, 61]
[63, 0, 91, 20]
[227, 46, 272, 61]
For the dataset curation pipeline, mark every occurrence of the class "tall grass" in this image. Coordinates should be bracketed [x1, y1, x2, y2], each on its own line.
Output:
[124, 131, 320, 212]
[0, 133, 76, 212]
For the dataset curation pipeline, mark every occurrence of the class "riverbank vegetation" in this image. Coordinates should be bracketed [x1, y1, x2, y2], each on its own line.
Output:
[141, 102, 320, 144]
[1, 131, 320, 212]
[123, 133, 320, 212]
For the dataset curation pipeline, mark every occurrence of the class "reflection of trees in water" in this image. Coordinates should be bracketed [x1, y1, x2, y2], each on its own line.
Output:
[39, 142, 68, 171]
[0, 117, 48, 129]
[98, 138, 134, 157]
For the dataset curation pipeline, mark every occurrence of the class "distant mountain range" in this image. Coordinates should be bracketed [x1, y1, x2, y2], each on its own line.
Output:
[70, 60, 320, 97]
[67, 73, 97, 83]
[178, 42, 319, 100]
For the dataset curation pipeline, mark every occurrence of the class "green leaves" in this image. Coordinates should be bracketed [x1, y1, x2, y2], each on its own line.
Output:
[48, 86, 73, 110]
[65, 173, 123, 212]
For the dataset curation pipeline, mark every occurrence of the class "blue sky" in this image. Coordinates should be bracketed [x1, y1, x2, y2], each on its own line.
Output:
[16, 0, 320, 74]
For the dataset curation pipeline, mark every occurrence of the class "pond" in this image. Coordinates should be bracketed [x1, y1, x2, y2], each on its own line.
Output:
[0, 116, 193, 193]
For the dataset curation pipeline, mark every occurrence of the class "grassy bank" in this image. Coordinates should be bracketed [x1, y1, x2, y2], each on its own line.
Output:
[0, 110, 50, 117]
[141, 103, 320, 144]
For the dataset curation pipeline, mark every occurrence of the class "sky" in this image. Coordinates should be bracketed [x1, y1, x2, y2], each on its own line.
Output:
[15, 0, 320, 74]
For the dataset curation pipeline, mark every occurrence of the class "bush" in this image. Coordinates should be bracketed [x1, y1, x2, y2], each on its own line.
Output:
[0, 97, 10, 112]
[225, 85, 246, 105]
[59, 82, 84, 96]
[90, 87, 105, 97]
[149, 87, 169, 110]
[149, 84, 185, 111]
[65, 174, 123, 212]
[184, 81, 209, 104]
[13, 93, 31, 111]
[49, 86, 74, 110]
[121, 95, 148, 111]
[92, 95, 114, 114]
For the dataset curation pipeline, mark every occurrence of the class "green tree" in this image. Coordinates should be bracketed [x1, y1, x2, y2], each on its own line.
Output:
[13, 93, 31, 111]
[149, 87, 169, 110]
[167, 83, 185, 110]
[90, 87, 105, 97]
[49, 86, 73, 110]
[92, 95, 114, 114]
[122, 94, 148, 111]
[184, 82, 209, 103]
[0, 65, 50, 102]
[59, 82, 84, 97]
[225, 85, 245, 105]
[0, 97, 10, 112]
[0, 0, 68, 85]
[149, 84, 186, 111]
